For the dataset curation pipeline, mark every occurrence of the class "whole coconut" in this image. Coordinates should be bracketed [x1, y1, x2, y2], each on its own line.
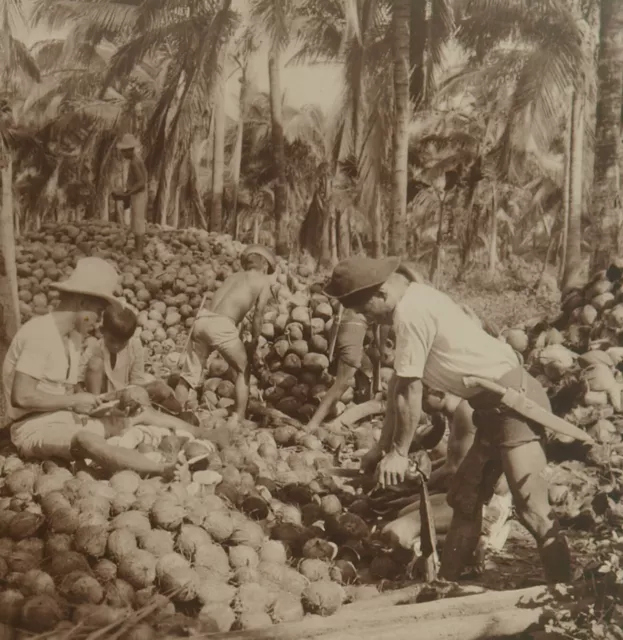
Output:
[60, 571, 104, 604]
[198, 603, 236, 632]
[74, 525, 109, 558]
[236, 611, 273, 630]
[105, 578, 136, 608]
[118, 550, 157, 590]
[93, 559, 118, 584]
[194, 543, 231, 577]
[19, 569, 56, 596]
[47, 551, 91, 578]
[298, 558, 331, 582]
[112, 511, 152, 536]
[236, 582, 275, 614]
[175, 525, 211, 560]
[137, 529, 175, 557]
[110, 470, 142, 495]
[302, 581, 345, 616]
[229, 545, 259, 570]
[20, 595, 65, 633]
[202, 511, 234, 543]
[259, 540, 288, 564]
[0, 589, 24, 625]
[151, 497, 185, 531]
[230, 520, 265, 550]
[107, 529, 138, 562]
[271, 592, 305, 623]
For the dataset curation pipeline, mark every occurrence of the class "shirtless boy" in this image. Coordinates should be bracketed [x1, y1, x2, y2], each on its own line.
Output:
[174, 245, 276, 420]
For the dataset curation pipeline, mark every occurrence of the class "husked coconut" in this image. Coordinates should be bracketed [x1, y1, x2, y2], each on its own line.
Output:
[111, 511, 152, 536]
[104, 578, 136, 608]
[47, 551, 91, 578]
[230, 519, 265, 550]
[175, 525, 211, 560]
[302, 581, 345, 616]
[20, 595, 65, 633]
[18, 569, 56, 596]
[156, 554, 200, 602]
[229, 545, 259, 570]
[198, 603, 236, 632]
[271, 592, 304, 623]
[194, 543, 231, 577]
[60, 570, 104, 604]
[201, 511, 235, 543]
[93, 559, 118, 583]
[74, 525, 109, 558]
[107, 529, 138, 562]
[111, 492, 137, 515]
[110, 470, 142, 494]
[236, 611, 273, 630]
[150, 497, 185, 531]
[118, 550, 157, 589]
[235, 582, 275, 614]
[137, 529, 175, 557]
[0, 589, 24, 625]
[8, 512, 44, 540]
[259, 540, 288, 564]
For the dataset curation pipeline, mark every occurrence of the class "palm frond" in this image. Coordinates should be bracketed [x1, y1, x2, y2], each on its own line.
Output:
[250, 0, 292, 49]
[7, 37, 41, 82]
[31, 0, 139, 34]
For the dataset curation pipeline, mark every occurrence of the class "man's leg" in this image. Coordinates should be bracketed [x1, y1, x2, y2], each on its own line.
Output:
[218, 340, 248, 421]
[500, 440, 571, 583]
[85, 355, 106, 395]
[438, 440, 490, 581]
[135, 233, 145, 257]
[382, 493, 452, 550]
[71, 431, 174, 478]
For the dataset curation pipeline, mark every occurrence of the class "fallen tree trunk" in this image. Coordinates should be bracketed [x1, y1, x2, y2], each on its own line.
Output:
[209, 585, 555, 640]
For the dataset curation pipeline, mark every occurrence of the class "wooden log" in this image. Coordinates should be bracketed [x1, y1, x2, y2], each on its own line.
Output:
[208, 585, 555, 640]
[333, 399, 385, 427]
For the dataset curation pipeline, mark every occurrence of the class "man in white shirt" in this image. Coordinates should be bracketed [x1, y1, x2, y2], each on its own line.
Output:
[324, 256, 571, 584]
[3, 258, 179, 477]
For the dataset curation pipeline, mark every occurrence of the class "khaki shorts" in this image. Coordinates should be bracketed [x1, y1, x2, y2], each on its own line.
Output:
[11, 411, 127, 461]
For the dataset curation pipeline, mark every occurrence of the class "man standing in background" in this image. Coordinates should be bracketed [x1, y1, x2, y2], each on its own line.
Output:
[113, 134, 148, 257]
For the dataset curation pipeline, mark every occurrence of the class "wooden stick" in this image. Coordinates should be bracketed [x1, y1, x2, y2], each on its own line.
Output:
[208, 585, 557, 640]
[334, 399, 385, 427]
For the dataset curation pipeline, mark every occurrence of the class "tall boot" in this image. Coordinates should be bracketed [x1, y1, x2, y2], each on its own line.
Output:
[539, 534, 572, 584]
[439, 511, 482, 581]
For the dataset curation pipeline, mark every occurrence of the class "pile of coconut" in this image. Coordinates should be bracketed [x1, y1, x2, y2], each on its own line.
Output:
[0, 410, 405, 637]
[497, 264, 623, 455]
[15, 222, 390, 422]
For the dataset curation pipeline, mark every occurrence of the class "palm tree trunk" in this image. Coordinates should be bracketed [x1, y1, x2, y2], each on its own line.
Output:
[488, 185, 498, 275]
[562, 89, 585, 290]
[158, 155, 175, 226]
[0, 155, 20, 339]
[430, 197, 444, 284]
[372, 190, 383, 257]
[591, 0, 623, 271]
[389, 0, 411, 256]
[559, 93, 572, 282]
[211, 57, 227, 233]
[232, 67, 248, 239]
[268, 42, 289, 256]
[337, 208, 351, 259]
[409, 0, 427, 107]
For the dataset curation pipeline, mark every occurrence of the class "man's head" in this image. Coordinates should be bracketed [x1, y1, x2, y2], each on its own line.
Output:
[117, 133, 138, 159]
[57, 292, 110, 335]
[324, 257, 409, 323]
[50, 257, 120, 336]
[101, 306, 138, 354]
[241, 245, 276, 275]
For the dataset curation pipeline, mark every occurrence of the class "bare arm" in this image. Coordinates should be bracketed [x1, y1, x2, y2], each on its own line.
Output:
[13, 372, 80, 412]
[391, 376, 423, 456]
[308, 360, 356, 429]
[251, 282, 272, 342]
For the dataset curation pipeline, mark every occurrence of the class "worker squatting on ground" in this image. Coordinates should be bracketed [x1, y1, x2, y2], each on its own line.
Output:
[173, 245, 277, 422]
[80, 304, 182, 414]
[112, 133, 147, 257]
[324, 256, 571, 584]
[2, 257, 204, 478]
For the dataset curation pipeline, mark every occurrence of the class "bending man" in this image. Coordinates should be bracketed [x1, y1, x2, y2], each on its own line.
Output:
[324, 256, 570, 584]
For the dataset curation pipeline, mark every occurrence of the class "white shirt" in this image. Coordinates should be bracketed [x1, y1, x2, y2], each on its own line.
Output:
[3, 314, 80, 422]
[393, 284, 519, 398]
[78, 336, 147, 393]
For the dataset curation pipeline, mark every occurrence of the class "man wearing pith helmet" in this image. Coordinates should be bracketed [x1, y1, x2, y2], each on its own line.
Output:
[3, 257, 178, 478]
[113, 133, 148, 257]
[324, 256, 571, 584]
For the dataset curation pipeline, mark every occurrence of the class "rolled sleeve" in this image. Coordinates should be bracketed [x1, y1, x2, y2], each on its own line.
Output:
[393, 309, 436, 379]
[15, 335, 50, 380]
[128, 338, 147, 386]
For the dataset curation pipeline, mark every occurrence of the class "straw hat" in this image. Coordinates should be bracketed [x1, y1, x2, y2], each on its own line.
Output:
[241, 245, 276, 274]
[50, 257, 120, 306]
[324, 257, 400, 301]
[117, 133, 139, 150]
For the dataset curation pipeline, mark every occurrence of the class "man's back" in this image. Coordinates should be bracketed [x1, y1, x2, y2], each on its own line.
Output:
[393, 284, 518, 398]
[209, 271, 269, 325]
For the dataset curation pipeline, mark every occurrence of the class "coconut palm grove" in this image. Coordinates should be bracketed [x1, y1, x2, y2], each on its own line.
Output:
[0, 1, 622, 639]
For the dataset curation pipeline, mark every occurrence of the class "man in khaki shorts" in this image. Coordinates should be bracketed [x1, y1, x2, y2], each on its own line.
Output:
[173, 245, 276, 421]
[324, 256, 571, 584]
[3, 258, 186, 477]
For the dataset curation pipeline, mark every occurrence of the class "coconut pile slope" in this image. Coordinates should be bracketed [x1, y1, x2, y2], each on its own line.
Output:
[15, 222, 394, 423]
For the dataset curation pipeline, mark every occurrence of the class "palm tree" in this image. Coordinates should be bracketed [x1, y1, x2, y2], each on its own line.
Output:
[389, 0, 410, 255]
[591, 0, 623, 272]
[251, 0, 292, 257]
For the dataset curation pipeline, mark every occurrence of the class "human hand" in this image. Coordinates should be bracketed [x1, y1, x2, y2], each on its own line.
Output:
[71, 392, 101, 415]
[360, 444, 384, 475]
[376, 449, 410, 488]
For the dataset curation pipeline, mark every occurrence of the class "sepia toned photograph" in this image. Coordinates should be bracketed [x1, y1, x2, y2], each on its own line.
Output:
[0, 0, 619, 638]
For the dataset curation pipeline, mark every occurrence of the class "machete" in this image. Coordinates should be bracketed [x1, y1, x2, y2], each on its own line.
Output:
[463, 375, 595, 444]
